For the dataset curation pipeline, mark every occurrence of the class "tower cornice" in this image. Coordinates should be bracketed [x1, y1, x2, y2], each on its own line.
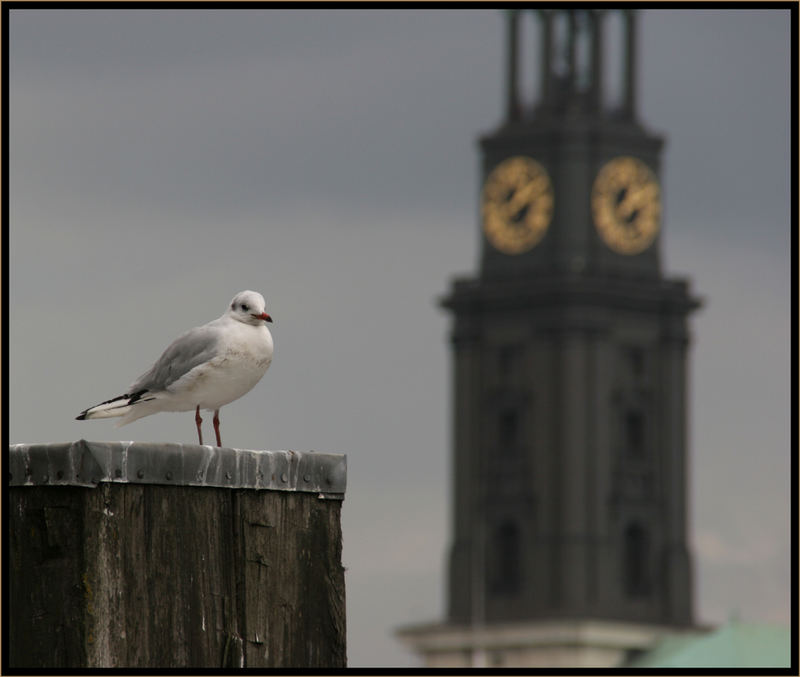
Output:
[441, 272, 702, 319]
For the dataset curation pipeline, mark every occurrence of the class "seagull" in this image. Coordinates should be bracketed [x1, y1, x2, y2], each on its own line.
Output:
[76, 290, 273, 447]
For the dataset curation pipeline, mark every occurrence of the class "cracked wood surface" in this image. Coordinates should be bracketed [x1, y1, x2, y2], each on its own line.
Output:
[9, 484, 346, 668]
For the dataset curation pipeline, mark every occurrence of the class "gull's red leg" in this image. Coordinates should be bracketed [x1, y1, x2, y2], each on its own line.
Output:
[213, 409, 222, 447]
[195, 406, 203, 445]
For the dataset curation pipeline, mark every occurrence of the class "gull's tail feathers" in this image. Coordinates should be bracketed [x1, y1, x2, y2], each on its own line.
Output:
[76, 390, 156, 424]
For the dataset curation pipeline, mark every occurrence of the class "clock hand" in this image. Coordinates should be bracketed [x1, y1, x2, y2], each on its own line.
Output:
[503, 177, 545, 221]
[630, 183, 656, 207]
[615, 183, 656, 221]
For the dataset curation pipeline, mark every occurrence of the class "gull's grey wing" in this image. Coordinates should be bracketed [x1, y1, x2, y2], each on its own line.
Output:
[127, 325, 221, 394]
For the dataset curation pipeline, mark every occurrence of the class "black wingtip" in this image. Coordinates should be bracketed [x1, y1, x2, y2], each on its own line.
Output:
[75, 412, 87, 420]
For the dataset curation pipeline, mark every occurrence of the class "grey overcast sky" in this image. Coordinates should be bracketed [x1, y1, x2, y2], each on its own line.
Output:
[8, 8, 792, 667]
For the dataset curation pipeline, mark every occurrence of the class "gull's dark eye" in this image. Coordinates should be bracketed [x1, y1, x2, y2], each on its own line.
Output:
[241, 304, 250, 312]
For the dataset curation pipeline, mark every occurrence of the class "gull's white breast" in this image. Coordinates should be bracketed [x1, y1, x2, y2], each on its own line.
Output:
[168, 322, 273, 411]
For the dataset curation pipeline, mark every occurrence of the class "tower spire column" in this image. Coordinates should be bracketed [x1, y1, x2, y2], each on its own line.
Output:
[623, 9, 638, 119]
[505, 9, 521, 122]
[590, 10, 605, 113]
[538, 10, 554, 113]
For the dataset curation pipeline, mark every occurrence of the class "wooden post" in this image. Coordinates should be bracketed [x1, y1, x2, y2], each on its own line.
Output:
[8, 440, 347, 669]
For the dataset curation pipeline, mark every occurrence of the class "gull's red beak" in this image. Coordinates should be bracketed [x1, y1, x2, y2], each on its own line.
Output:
[252, 312, 272, 323]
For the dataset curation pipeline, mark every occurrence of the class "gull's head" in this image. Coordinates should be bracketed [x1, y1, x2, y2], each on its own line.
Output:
[227, 290, 272, 326]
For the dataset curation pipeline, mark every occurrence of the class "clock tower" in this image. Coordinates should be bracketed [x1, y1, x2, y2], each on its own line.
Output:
[399, 9, 702, 667]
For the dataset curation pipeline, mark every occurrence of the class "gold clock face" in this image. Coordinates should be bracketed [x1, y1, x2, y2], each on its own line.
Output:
[591, 156, 660, 255]
[481, 156, 554, 255]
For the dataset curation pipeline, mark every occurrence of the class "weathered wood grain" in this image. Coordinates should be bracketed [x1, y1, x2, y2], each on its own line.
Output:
[9, 483, 346, 668]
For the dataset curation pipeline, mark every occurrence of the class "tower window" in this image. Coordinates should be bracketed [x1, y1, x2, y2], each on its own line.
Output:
[623, 523, 649, 597]
[624, 409, 645, 457]
[620, 345, 645, 380]
[498, 408, 519, 451]
[490, 521, 521, 595]
[498, 345, 522, 380]
[628, 347, 644, 379]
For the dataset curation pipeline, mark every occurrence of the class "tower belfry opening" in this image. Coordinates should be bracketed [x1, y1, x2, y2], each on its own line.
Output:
[506, 9, 639, 122]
